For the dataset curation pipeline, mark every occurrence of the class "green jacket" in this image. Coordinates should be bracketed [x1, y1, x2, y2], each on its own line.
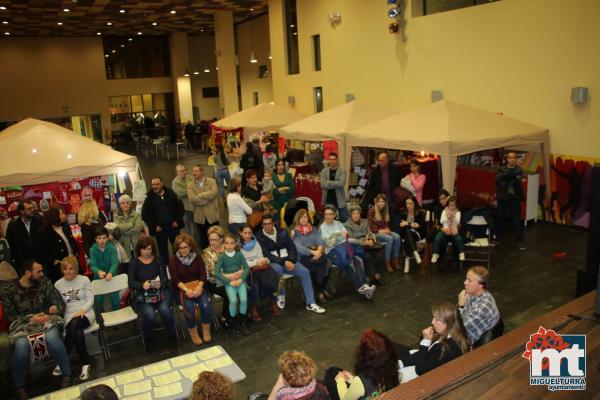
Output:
[172, 175, 194, 212]
[215, 251, 249, 286]
[89, 242, 119, 279]
[114, 210, 143, 252]
[1, 278, 65, 324]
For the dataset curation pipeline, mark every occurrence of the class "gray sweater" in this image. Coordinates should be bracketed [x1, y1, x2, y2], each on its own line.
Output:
[54, 275, 95, 326]
[344, 218, 373, 244]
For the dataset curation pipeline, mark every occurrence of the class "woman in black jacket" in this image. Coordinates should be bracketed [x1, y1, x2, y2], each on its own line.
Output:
[399, 195, 427, 273]
[36, 207, 78, 282]
[396, 301, 469, 379]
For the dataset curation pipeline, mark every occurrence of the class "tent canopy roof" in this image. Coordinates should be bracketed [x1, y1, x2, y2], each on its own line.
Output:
[213, 103, 307, 131]
[0, 118, 138, 186]
[347, 100, 548, 156]
[280, 100, 399, 141]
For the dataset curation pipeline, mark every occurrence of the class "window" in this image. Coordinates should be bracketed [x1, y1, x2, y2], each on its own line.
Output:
[258, 65, 269, 79]
[202, 87, 220, 98]
[314, 87, 323, 113]
[253, 92, 260, 105]
[423, 0, 500, 15]
[312, 34, 321, 71]
[103, 36, 171, 79]
[284, 0, 300, 74]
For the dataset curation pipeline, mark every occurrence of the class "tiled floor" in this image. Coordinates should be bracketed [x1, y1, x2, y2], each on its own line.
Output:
[8, 146, 589, 399]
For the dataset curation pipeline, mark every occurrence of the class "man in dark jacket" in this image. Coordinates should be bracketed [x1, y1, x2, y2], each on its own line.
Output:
[240, 142, 263, 187]
[495, 151, 525, 249]
[6, 200, 43, 274]
[141, 177, 185, 263]
[2, 259, 71, 398]
[362, 152, 401, 212]
[255, 214, 325, 314]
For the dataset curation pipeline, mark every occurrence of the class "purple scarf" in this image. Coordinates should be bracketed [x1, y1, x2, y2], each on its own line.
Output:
[276, 379, 317, 400]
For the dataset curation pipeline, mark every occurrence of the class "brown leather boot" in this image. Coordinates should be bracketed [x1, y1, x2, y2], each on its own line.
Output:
[188, 327, 203, 346]
[391, 257, 401, 270]
[270, 300, 281, 315]
[250, 305, 262, 321]
[385, 260, 394, 273]
[201, 323, 212, 343]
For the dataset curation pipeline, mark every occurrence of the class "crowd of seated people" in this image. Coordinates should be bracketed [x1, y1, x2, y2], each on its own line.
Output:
[0, 148, 510, 399]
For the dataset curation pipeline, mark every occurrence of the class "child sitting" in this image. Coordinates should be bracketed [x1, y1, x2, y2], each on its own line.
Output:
[89, 226, 120, 311]
[260, 169, 276, 215]
[431, 196, 465, 263]
[215, 234, 250, 336]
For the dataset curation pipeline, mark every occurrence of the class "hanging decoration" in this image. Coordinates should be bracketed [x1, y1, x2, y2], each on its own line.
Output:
[387, 0, 407, 40]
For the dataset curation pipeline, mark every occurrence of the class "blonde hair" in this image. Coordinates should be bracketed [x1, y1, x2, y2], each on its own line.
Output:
[78, 199, 99, 226]
[60, 255, 79, 273]
[431, 301, 470, 357]
[292, 209, 310, 229]
[174, 233, 199, 254]
[373, 194, 390, 222]
[278, 351, 317, 388]
[207, 225, 225, 239]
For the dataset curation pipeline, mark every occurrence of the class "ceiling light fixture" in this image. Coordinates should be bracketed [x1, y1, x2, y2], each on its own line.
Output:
[63, 8, 70, 12]
[111, 49, 116, 53]
[57, 22, 63, 26]
[67, 154, 72, 159]
[0, 7, 6, 11]
[250, 8, 255, 12]
[250, 50, 258, 63]
[120, 44, 125, 47]
[183, 69, 190, 77]
[119, 9, 125, 14]
[268, 51, 272, 60]
[105, 54, 109, 57]
[152, 22, 158, 26]
[1, 21, 7, 24]
[32, 148, 38, 154]
[137, 31, 142, 35]
[106, 22, 112, 26]
[97, 32, 101, 35]
[4, 32, 10, 35]
[193, 69, 200, 75]
[203, 65, 210, 73]
[250, 19, 258, 64]
[170, 10, 176, 14]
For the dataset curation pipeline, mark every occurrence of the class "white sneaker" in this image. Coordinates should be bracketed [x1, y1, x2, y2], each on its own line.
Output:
[79, 364, 91, 381]
[306, 303, 326, 314]
[277, 293, 286, 309]
[413, 251, 422, 265]
[357, 284, 370, 295]
[52, 365, 62, 376]
[431, 254, 439, 263]
[365, 285, 376, 299]
[459, 252, 466, 261]
[404, 258, 410, 274]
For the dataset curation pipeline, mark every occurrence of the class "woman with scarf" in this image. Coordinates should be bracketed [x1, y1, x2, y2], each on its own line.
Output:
[319, 205, 375, 300]
[291, 209, 332, 304]
[238, 224, 279, 321]
[202, 226, 231, 327]
[267, 351, 329, 400]
[168, 233, 214, 345]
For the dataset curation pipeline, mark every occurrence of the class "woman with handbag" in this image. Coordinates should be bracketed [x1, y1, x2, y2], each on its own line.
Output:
[344, 205, 385, 286]
[238, 225, 279, 321]
[399, 195, 427, 273]
[202, 226, 231, 328]
[168, 233, 214, 346]
[291, 209, 332, 305]
[319, 205, 375, 300]
[128, 236, 177, 349]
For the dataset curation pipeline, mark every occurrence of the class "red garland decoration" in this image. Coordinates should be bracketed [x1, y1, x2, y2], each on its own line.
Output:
[522, 326, 570, 371]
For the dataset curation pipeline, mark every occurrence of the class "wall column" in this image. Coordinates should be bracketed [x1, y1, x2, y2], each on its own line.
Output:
[169, 32, 194, 123]
[214, 11, 239, 117]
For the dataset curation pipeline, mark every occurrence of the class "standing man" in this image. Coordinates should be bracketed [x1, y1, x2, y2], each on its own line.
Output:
[363, 152, 401, 212]
[2, 259, 71, 398]
[457, 266, 500, 345]
[6, 200, 43, 274]
[172, 164, 198, 243]
[495, 151, 525, 250]
[141, 177, 184, 263]
[320, 152, 348, 222]
[187, 165, 219, 250]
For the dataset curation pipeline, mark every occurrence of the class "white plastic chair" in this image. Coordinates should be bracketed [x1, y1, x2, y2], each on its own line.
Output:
[92, 274, 142, 359]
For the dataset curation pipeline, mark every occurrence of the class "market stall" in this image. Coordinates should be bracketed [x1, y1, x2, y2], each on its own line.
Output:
[0, 118, 141, 272]
[346, 99, 550, 207]
[279, 100, 399, 209]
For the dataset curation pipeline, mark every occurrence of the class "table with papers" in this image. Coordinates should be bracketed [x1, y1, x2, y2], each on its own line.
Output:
[35, 346, 245, 400]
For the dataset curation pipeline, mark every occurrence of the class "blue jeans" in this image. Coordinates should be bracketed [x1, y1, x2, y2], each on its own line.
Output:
[13, 326, 71, 388]
[326, 251, 367, 289]
[433, 231, 464, 255]
[337, 207, 348, 223]
[224, 284, 248, 317]
[135, 290, 176, 339]
[216, 168, 231, 199]
[228, 222, 245, 235]
[270, 262, 316, 305]
[182, 291, 213, 327]
[376, 232, 401, 261]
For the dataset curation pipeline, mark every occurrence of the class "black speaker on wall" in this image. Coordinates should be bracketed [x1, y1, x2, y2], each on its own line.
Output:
[576, 166, 600, 305]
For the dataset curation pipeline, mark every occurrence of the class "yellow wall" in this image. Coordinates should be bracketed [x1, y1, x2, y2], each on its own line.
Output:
[268, 0, 600, 158]
[188, 34, 221, 120]
[237, 14, 274, 109]
[0, 37, 174, 142]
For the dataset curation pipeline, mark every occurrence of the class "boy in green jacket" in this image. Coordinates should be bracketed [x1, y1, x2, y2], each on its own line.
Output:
[90, 226, 119, 311]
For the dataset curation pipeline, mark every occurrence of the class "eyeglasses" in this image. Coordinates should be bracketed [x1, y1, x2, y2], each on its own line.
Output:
[209, 237, 220, 242]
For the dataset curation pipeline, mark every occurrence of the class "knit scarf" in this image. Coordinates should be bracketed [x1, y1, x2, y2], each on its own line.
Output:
[276, 379, 317, 400]
[176, 251, 197, 266]
[241, 237, 257, 252]
[295, 223, 313, 236]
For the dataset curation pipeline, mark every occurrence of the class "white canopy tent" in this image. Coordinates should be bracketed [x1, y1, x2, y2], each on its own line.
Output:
[0, 118, 139, 186]
[212, 102, 307, 132]
[280, 100, 400, 176]
[347, 100, 550, 194]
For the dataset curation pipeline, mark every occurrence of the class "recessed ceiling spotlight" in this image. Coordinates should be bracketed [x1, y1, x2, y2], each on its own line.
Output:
[4, 32, 10, 35]
[152, 22, 158, 26]
[170, 10, 176, 14]
[128, 38, 132, 41]
[67, 154, 72, 159]
[111, 49, 116, 53]
[1, 21, 7, 24]
[63, 8, 70, 12]
[137, 31, 142, 35]
[106, 22, 112, 26]
[57, 22, 63, 26]
[105, 54, 109, 57]
[120, 44, 125, 47]
[250, 8, 254, 12]
[0, 7, 6, 11]
[119, 9, 125, 14]
[97, 32, 101, 35]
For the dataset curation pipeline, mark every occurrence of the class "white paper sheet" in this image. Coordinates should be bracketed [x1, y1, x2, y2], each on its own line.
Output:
[143, 361, 171, 377]
[152, 371, 181, 387]
[116, 369, 145, 386]
[153, 382, 183, 399]
[123, 380, 152, 396]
